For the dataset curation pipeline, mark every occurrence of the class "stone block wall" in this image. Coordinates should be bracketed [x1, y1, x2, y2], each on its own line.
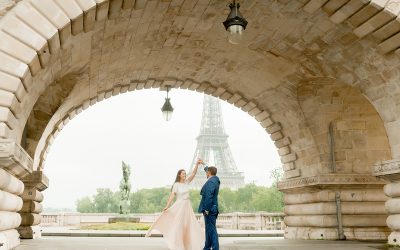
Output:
[0, 169, 23, 249]
[298, 78, 392, 175]
[0, 140, 32, 249]
[0, 0, 18, 18]
[17, 171, 48, 239]
[279, 175, 389, 240]
[2, 0, 400, 247]
[374, 159, 400, 245]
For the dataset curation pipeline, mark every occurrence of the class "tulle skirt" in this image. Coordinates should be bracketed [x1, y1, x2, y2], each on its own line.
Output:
[146, 199, 205, 250]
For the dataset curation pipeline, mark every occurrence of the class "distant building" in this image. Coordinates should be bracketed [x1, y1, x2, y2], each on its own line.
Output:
[188, 95, 245, 190]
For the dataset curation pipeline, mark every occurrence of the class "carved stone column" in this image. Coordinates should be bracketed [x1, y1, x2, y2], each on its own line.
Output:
[278, 174, 389, 240]
[374, 159, 400, 246]
[0, 140, 32, 249]
[18, 171, 48, 239]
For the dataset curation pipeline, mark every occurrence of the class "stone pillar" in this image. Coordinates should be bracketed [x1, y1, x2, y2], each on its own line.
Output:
[232, 212, 239, 230]
[374, 159, 400, 246]
[255, 213, 263, 230]
[18, 171, 48, 239]
[0, 140, 32, 250]
[278, 174, 390, 240]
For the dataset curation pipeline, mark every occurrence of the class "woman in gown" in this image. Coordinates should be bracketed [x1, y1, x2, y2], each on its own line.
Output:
[146, 159, 205, 250]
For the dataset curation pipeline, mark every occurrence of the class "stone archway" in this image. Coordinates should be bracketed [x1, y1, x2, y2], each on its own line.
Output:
[1, 0, 400, 249]
[28, 77, 295, 173]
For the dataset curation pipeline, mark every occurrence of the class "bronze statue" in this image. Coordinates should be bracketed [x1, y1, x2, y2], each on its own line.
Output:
[119, 161, 131, 214]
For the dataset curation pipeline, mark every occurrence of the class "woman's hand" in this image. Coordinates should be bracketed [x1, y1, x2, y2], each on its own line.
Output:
[163, 206, 169, 212]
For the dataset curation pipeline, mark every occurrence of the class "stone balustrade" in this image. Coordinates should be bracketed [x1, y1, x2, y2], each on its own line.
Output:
[41, 212, 285, 230]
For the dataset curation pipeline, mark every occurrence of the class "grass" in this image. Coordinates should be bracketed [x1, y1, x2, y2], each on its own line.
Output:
[80, 222, 151, 230]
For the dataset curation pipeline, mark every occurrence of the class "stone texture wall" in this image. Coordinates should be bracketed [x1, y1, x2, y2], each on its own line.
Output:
[0, 0, 399, 176]
[0, 0, 18, 17]
[23, 72, 83, 157]
[298, 78, 391, 175]
[1, 0, 397, 178]
[2, 0, 400, 247]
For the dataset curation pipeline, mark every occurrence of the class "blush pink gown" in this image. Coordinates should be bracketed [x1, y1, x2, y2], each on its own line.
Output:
[146, 181, 205, 250]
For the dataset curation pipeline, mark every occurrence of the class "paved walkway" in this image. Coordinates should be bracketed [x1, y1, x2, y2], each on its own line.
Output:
[41, 227, 283, 237]
[17, 237, 387, 250]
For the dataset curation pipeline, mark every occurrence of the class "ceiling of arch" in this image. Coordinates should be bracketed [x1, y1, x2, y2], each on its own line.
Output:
[1, 0, 400, 172]
[0, 0, 394, 111]
[33, 0, 399, 109]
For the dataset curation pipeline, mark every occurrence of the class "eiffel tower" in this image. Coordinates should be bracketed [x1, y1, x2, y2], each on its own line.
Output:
[188, 95, 245, 189]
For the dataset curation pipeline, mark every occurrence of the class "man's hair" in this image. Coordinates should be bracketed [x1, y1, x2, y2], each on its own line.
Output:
[207, 166, 217, 176]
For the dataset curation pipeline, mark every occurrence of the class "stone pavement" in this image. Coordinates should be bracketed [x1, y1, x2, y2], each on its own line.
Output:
[40, 227, 284, 237]
[16, 237, 388, 250]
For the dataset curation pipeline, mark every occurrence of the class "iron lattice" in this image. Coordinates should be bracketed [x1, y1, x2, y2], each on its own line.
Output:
[188, 95, 245, 189]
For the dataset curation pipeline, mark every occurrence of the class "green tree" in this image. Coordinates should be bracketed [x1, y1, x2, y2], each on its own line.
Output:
[218, 188, 235, 212]
[236, 184, 258, 211]
[93, 188, 119, 213]
[76, 196, 95, 213]
[270, 167, 283, 186]
[77, 184, 284, 213]
[128, 187, 170, 213]
[189, 190, 201, 211]
[251, 186, 284, 212]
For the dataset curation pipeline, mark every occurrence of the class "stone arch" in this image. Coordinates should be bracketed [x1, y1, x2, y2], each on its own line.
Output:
[1, 0, 400, 246]
[0, 0, 398, 167]
[297, 77, 391, 175]
[31, 76, 296, 173]
[0, 0, 399, 141]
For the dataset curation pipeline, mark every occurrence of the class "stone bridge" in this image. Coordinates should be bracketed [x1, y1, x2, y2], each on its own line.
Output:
[1, 0, 400, 249]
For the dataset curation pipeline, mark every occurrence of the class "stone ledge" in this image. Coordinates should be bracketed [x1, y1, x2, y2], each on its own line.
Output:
[373, 159, 400, 182]
[22, 171, 49, 191]
[285, 226, 390, 240]
[284, 169, 301, 179]
[278, 174, 387, 193]
[0, 139, 32, 178]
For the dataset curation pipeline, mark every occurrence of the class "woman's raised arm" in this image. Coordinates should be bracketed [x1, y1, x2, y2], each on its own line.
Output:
[187, 159, 203, 183]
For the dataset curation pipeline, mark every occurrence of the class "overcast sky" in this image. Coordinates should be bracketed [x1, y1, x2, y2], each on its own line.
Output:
[42, 89, 281, 209]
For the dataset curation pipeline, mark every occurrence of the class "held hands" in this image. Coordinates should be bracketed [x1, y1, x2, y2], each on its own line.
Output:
[163, 206, 169, 212]
[196, 159, 203, 165]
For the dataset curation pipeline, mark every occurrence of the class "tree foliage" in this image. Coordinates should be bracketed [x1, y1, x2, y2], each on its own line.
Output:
[76, 196, 95, 213]
[76, 184, 284, 213]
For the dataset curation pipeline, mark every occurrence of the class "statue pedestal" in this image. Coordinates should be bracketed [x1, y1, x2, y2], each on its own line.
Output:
[108, 216, 139, 223]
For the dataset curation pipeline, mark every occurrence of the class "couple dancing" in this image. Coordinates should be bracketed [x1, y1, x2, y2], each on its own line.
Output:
[146, 159, 220, 250]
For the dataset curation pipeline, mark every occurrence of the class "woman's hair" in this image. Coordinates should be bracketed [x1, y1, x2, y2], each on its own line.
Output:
[171, 169, 185, 191]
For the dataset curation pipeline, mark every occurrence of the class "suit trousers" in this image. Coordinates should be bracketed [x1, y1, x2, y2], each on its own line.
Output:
[203, 213, 219, 250]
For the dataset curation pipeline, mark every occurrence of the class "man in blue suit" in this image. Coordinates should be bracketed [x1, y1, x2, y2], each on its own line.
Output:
[198, 166, 220, 250]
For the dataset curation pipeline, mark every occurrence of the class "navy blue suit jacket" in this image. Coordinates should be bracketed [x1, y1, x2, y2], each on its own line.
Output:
[198, 176, 220, 214]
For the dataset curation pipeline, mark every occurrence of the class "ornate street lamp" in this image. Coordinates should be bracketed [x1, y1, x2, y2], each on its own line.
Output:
[223, 0, 248, 45]
[161, 85, 174, 121]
